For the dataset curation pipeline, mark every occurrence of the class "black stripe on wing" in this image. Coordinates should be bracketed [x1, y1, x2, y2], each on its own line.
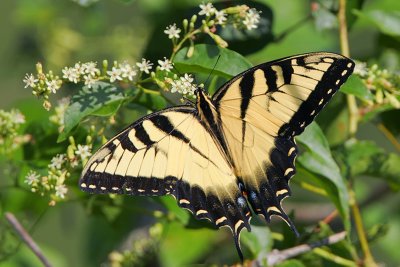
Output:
[278, 55, 355, 137]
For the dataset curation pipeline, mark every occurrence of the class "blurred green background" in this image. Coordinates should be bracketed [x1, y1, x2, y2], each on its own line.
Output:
[1, 0, 399, 266]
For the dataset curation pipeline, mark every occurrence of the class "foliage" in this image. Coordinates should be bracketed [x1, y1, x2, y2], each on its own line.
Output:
[1, 0, 399, 266]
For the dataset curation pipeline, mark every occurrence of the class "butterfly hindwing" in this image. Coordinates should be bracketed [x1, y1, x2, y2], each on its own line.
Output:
[79, 106, 251, 256]
[213, 52, 354, 230]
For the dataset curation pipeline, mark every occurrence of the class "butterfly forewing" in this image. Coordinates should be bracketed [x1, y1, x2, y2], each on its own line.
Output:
[213, 52, 354, 230]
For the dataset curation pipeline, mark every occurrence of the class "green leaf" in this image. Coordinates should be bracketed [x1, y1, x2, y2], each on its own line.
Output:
[354, 10, 400, 36]
[317, 94, 350, 146]
[58, 82, 127, 142]
[341, 75, 374, 101]
[296, 123, 349, 229]
[339, 140, 400, 190]
[156, 197, 190, 225]
[241, 225, 272, 258]
[160, 221, 216, 267]
[173, 44, 253, 79]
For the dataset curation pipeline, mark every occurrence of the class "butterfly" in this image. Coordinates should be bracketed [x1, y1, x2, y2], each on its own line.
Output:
[80, 52, 354, 260]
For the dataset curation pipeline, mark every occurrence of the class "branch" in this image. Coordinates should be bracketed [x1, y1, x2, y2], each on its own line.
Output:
[251, 231, 348, 266]
[5, 212, 53, 267]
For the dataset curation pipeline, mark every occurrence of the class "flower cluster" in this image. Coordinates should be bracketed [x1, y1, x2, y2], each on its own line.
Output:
[165, 74, 202, 97]
[243, 8, 261, 30]
[24, 154, 70, 201]
[197, 3, 261, 29]
[163, 3, 261, 51]
[24, 57, 176, 110]
[24, 136, 92, 204]
[62, 61, 100, 88]
[23, 63, 62, 110]
[0, 109, 27, 154]
[355, 61, 400, 109]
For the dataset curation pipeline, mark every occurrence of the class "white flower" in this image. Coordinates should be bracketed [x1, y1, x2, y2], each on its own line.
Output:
[181, 73, 194, 84]
[119, 62, 137, 81]
[215, 10, 227, 25]
[49, 154, 66, 170]
[82, 62, 99, 76]
[107, 67, 123, 83]
[46, 79, 61, 94]
[84, 75, 97, 88]
[243, 8, 261, 30]
[168, 74, 197, 96]
[199, 2, 216, 16]
[164, 24, 181, 39]
[25, 170, 40, 185]
[354, 61, 368, 77]
[12, 110, 25, 124]
[136, 58, 153, 74]
[55, 184, 68, 199]
[74, 62, 85, 75]
[158, 57, 173, 72]
[75, 144, 91, 160]
[62, 67, 80, 83]
[23, 74, 38, 88]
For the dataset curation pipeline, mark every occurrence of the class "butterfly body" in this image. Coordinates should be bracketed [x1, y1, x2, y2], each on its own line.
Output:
[80, 52, 354, 260]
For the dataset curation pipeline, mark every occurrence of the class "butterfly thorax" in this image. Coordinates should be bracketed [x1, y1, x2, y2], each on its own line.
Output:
[195, 89, 235, 167]
[195, 90, 219, 129]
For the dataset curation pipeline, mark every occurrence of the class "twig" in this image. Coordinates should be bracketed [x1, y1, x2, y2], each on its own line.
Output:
[255, 231, 348, 266]
[5, 212, 53, 267]
[377, 123, 400, 152]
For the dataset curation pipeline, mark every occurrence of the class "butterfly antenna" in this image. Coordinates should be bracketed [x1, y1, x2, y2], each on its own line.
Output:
[203, 55, 221, 92]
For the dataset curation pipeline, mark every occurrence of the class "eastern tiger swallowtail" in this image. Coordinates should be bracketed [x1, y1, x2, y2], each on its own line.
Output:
[80, 52, 354, 260]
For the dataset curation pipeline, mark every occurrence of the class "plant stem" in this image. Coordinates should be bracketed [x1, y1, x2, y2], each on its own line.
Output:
[313, 248, 358, 267]
[5, 212, 53, 267]
[171, 29, 201, 60]
[349, 190, 378, 267]
[338, 0, 358, 137]
[298, 181, 327, 196]
[338, 2, 377, 266]
[261, 231, 348, 266]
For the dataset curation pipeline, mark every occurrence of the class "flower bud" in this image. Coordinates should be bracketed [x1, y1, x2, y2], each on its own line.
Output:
[224, 5, 249, 15]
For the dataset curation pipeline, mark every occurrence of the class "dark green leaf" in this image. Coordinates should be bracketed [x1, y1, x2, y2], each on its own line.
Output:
[341, 75, 374, 101]
[380, 109, 400, 136]
[354, 10, 400, 37]
[174, 44, 252, 79]
[296, 123, 349, 229]
[346, 0, 365, 29]
[58, 82, 127, 142]
[361, 103, 393, 122]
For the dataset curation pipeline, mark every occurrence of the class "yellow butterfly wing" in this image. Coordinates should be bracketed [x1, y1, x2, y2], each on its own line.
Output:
[213, 52, 354, 230]
[79, 106, 251, 257]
